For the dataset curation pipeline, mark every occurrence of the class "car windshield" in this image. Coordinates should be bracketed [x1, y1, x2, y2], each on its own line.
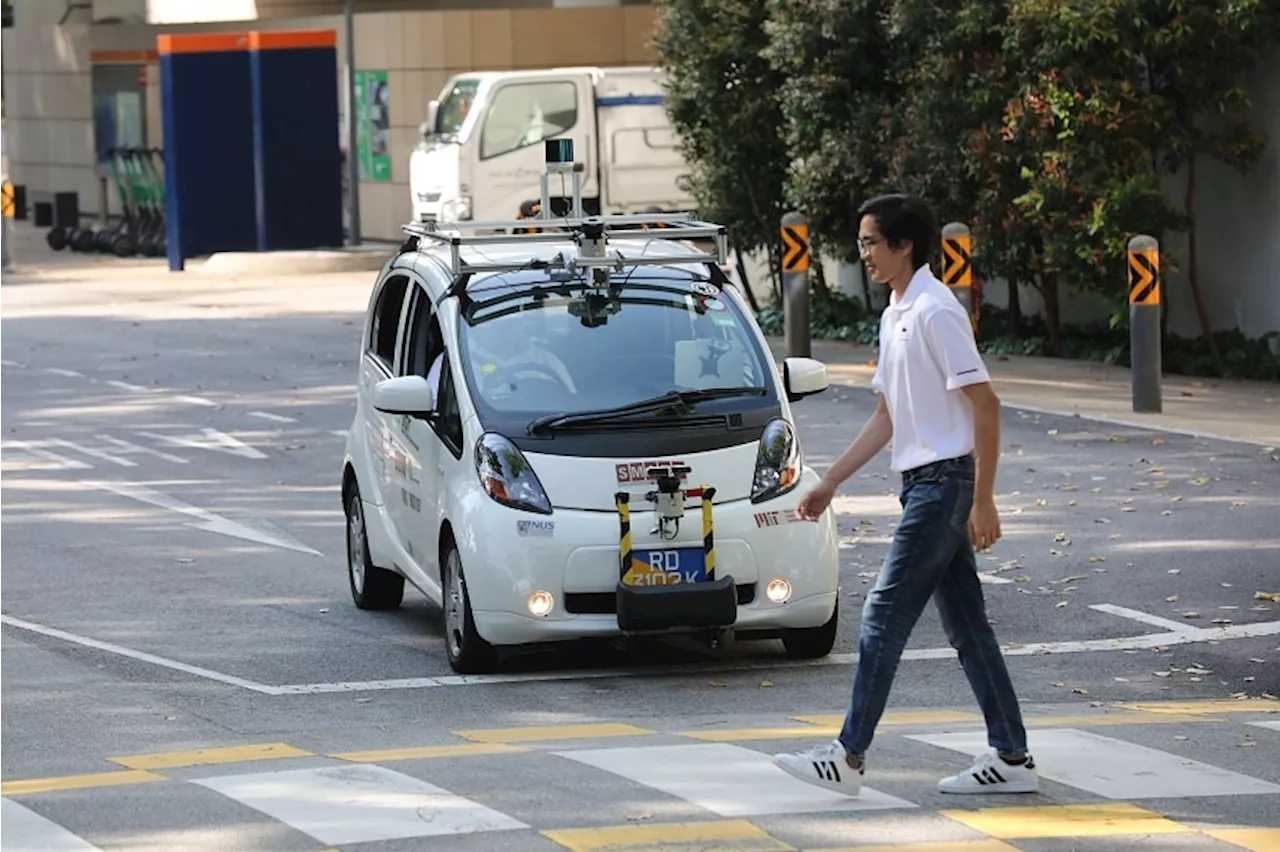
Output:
[436, 79, 480, 139]
[457, 269, 775, 425]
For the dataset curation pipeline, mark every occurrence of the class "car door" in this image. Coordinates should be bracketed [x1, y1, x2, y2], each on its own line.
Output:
[361, 272, 412, 512]
[474, 74, 597, 218]
[388, 280, 444, 578]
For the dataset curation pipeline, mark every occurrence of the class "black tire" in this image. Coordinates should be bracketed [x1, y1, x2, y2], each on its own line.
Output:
[344, 483, 404, 610]
[782, 599, 838, 659]
[441, 539, 497, 674]
[112, 233, 137, 257]
[46, 227, 69, 251]
[72, 229, 98, 252]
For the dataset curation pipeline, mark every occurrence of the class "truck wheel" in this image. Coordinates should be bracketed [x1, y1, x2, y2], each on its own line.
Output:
[442, 539, 497, 674]
[345, 483, 404, 610]
[782, 599, 838, 659]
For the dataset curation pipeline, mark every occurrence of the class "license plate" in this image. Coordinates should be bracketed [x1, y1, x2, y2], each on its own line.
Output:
[624, 547, 707, 587]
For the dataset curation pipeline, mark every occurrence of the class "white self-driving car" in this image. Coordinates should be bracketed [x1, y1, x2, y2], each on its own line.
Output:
[341, 155, 839, 674]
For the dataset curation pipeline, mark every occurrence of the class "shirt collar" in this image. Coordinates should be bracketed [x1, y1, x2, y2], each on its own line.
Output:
[887, 264, 934, 312]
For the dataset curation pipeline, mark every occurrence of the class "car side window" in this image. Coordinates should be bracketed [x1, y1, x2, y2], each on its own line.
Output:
[434, 355, 464, 458]
[480, 81, 578, 160]
[369, 274, 410, 371]
[399, 284, 439, 379]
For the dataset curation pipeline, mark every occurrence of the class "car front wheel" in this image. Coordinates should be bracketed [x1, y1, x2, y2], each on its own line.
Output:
[442, 540, 497, 674]
[782, 598, 838, 659]
[345, 483, 405, 610]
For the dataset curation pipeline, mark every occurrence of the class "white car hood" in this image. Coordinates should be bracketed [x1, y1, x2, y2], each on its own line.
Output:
[526, 442, 761, 512]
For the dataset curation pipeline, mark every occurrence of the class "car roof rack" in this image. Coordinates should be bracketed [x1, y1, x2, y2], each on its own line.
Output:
[400, 138, 728, 280]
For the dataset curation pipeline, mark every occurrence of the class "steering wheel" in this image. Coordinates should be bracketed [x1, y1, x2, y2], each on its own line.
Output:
[481, 361, 569, 395]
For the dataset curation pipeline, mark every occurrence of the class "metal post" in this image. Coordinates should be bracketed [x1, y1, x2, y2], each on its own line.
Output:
[780, 211, 810, 358]
[942, 222, 975, 329]
[1128, 234, 1162, 413]
[343, 0, 361, 246]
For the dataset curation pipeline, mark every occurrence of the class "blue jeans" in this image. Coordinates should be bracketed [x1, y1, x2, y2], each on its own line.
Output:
[838, 454, 1028, 759]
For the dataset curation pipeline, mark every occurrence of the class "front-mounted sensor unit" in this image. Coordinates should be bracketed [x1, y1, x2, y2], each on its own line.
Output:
[545, 138, 575, 171]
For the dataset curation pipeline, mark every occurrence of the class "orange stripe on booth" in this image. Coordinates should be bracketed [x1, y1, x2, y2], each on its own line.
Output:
[248, 30, 337, 50]
[157, 33, 251, 55]
[91, 49, 159, 63]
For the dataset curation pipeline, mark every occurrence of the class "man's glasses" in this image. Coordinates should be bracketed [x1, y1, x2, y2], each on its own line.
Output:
[857, 237, 883, 255]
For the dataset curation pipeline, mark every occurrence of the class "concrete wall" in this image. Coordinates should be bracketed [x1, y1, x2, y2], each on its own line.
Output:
[1, 3, 658, 238]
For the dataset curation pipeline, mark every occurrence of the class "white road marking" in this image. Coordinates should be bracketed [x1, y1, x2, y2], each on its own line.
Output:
[1, 359, 23, 367]
[0, 614, 276, 694]
[248, 411, 297, 423]
[555, 743, 913, 816]
[94, 434, 189, 464]
[1, 799, 104, 851]
[908, 728, 1280, 799]
[330, 429, 348, 437]
[1090, 603, 1194, 634]
[107, 380, 149, 393]
[81, 480, 322, 555]
[193, 765, 527, 845]
[0, 440, 92, 470]
[136, 428, 268, 460]
[43, 367, 84, 378]
[174, 394, 220, 408]
[1249, 721, 1280, 733]
[47, 438, 136, 467]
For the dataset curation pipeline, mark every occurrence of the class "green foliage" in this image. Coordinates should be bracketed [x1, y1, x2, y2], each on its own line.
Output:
[652, 0, 793, 292]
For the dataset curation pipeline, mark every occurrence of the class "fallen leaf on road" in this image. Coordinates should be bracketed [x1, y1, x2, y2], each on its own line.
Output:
[760, 680, 773, 688]
[1055, 601, 1068, 608]
[1174, 735, 1188, 741]
[1188, 477, 1210, 486]
[1054, 532, 1069, 542]
[1171, 495, 1184, 502]
[1154, 671, 1172, 678]
[1181, 611, 1202, 619]
[1166, 595, 1180, 602]
[1250, 658, 1267, 664]
[710, 681, 728, 687]
[1061, 484, 1079, 492]
[1255, 592, 1280, 602]
[1036, 498, 1048, 507]
[1047, 429, 1059, 436]
[1050, 549, 1065, 557]
[1122, 507, 1137, 513]
[1168, 569, 1182, 575]
[1072, 687, 1089, 695]
[1121, 496, 1135, 504]
[1052, 681, 1066, 687]
[1154, 480, 1171, 488]
[1153, 438, 1165, 445]
[1114, 677, 1130, 682]
[1162, 510, 1173, 516]
[1068, 499, 1078, 506]
[1239, 741, 1258, 748]
[1088, 556, 1106, 563]
[1231, 501, 1248, 507]
[1212, 618, 1233, 625]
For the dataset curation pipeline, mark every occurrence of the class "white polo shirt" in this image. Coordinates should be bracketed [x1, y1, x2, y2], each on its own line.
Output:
[871, 263, 991, 472]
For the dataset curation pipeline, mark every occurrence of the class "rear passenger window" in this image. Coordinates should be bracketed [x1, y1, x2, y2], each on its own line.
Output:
[434, 356, 464, 457]
[369, 275, 409, 369]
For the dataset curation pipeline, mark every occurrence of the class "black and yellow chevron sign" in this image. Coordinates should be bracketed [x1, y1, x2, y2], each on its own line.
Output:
[781, 223, 809, 272]
[942, 236, 972, 287]
[1128, 248, 1160, 305]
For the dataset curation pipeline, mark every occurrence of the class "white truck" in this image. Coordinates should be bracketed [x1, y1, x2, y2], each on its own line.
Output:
[409, 66, 696, 225]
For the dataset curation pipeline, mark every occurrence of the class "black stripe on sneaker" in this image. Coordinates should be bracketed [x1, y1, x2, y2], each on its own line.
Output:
[988, 767, 1006, 783]
[971, 772, 987, 785]
[812, 761, 842, 783]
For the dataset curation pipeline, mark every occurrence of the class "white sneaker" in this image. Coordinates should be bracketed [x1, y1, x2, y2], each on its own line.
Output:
[773, 740, 864, 797]
[938, 749, 1039, 794]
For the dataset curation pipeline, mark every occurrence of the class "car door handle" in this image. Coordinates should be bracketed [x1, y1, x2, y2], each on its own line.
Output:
[437, 465, 445, 476]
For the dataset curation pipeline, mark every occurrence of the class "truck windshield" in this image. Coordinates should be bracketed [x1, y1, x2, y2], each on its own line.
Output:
[437, 79, 480, 139]
[456, 269, 777, 427]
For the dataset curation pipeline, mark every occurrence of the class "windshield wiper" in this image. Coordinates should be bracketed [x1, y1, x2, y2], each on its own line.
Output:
[527, 387, 767, 434]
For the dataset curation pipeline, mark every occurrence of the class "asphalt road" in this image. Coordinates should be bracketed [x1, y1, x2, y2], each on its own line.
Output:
[2, 264, 1278, 851]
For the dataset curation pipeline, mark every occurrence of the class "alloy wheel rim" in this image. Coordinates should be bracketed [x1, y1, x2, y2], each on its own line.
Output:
[446, 551, 464, 658]
[347, 496, 365, 594]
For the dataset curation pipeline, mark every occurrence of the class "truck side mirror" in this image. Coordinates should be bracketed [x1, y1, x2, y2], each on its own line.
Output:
[422, 100, 440, 139]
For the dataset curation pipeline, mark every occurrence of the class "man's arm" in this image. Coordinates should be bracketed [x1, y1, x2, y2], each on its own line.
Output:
[821, 394, 893, 490]
[960, 381, 1001, 501]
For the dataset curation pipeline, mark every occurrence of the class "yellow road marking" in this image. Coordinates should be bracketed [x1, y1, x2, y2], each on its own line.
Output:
[794, 710, 983, 727]
[108, 742, 313, 770]
[542, 819, 793, 851]
[2, 769, 168, 796]
[1118, 699, 1280, 716]
[456, 723, 653, 743]
[942, 803, 1194, 839]
[330, 742, 528, 762]
[811, 840, 1019, 852]
[680, 726, 838, 741]
[1024, 712, 1210, 727]
[1203, 827, 1280, 851]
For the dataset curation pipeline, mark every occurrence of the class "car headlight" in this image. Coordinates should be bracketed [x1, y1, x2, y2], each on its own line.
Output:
[475, 433, 552, 515]
[751, 418, 801, 503]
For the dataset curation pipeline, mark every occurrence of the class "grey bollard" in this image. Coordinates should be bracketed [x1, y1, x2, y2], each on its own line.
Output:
[942, 222, 975, 328]
[781, 211, 810, 358]
[1127, 234, 1162, 413]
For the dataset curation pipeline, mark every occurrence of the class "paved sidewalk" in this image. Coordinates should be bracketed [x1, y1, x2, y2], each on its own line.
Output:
[769, 337, 1280, 447]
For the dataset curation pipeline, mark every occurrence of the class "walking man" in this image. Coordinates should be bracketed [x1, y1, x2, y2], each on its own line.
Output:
[774, 194, 1038, 796]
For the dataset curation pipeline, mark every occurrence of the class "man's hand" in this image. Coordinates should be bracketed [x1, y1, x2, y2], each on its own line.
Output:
[968, 495, 1001, 552]
[795, 480, 836, 522]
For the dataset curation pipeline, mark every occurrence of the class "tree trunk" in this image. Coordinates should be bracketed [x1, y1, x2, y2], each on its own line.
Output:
[811, 251, 830, 300]
[1184, 152, 1223, 375]
[1040, 270, 1063, 355]
[859, 259, 874, 313]
[734, 245, 761, 312]
[1007, 278, 1023, 335]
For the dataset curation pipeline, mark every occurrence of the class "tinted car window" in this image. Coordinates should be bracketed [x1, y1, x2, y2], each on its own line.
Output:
[457, 269, 774, 424]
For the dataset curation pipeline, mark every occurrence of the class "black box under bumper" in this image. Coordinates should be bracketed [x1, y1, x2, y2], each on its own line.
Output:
[615, 575, 738, 633]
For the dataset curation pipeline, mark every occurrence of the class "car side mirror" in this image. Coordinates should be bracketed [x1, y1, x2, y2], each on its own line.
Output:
[783, 357, 828, 402]
[372, 375, 434, 418]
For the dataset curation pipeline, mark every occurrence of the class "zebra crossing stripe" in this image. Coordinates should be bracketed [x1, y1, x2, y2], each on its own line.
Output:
[1, 798, 103, 851]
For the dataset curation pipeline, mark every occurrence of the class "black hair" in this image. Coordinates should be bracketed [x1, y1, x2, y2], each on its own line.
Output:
[856, 194, 938, 270]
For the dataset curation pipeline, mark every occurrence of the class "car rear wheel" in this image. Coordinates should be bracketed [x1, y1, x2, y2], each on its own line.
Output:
[442, 541, 497, 674]
[782, 599, 838, 659]
[345, 483, 404, 610]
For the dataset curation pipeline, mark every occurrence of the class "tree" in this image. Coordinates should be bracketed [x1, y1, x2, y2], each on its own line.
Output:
[652, 0, 792, 303]
[763, 0, 906, 265]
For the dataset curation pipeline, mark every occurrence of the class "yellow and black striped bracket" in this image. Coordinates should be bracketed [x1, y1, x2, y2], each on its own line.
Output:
[942, 235, 972, 287]
[1128, 247, 1160, 305]
[1, 182, 14, 219]
[615, 491, 632, 581]
[701, 486, 716, 581]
